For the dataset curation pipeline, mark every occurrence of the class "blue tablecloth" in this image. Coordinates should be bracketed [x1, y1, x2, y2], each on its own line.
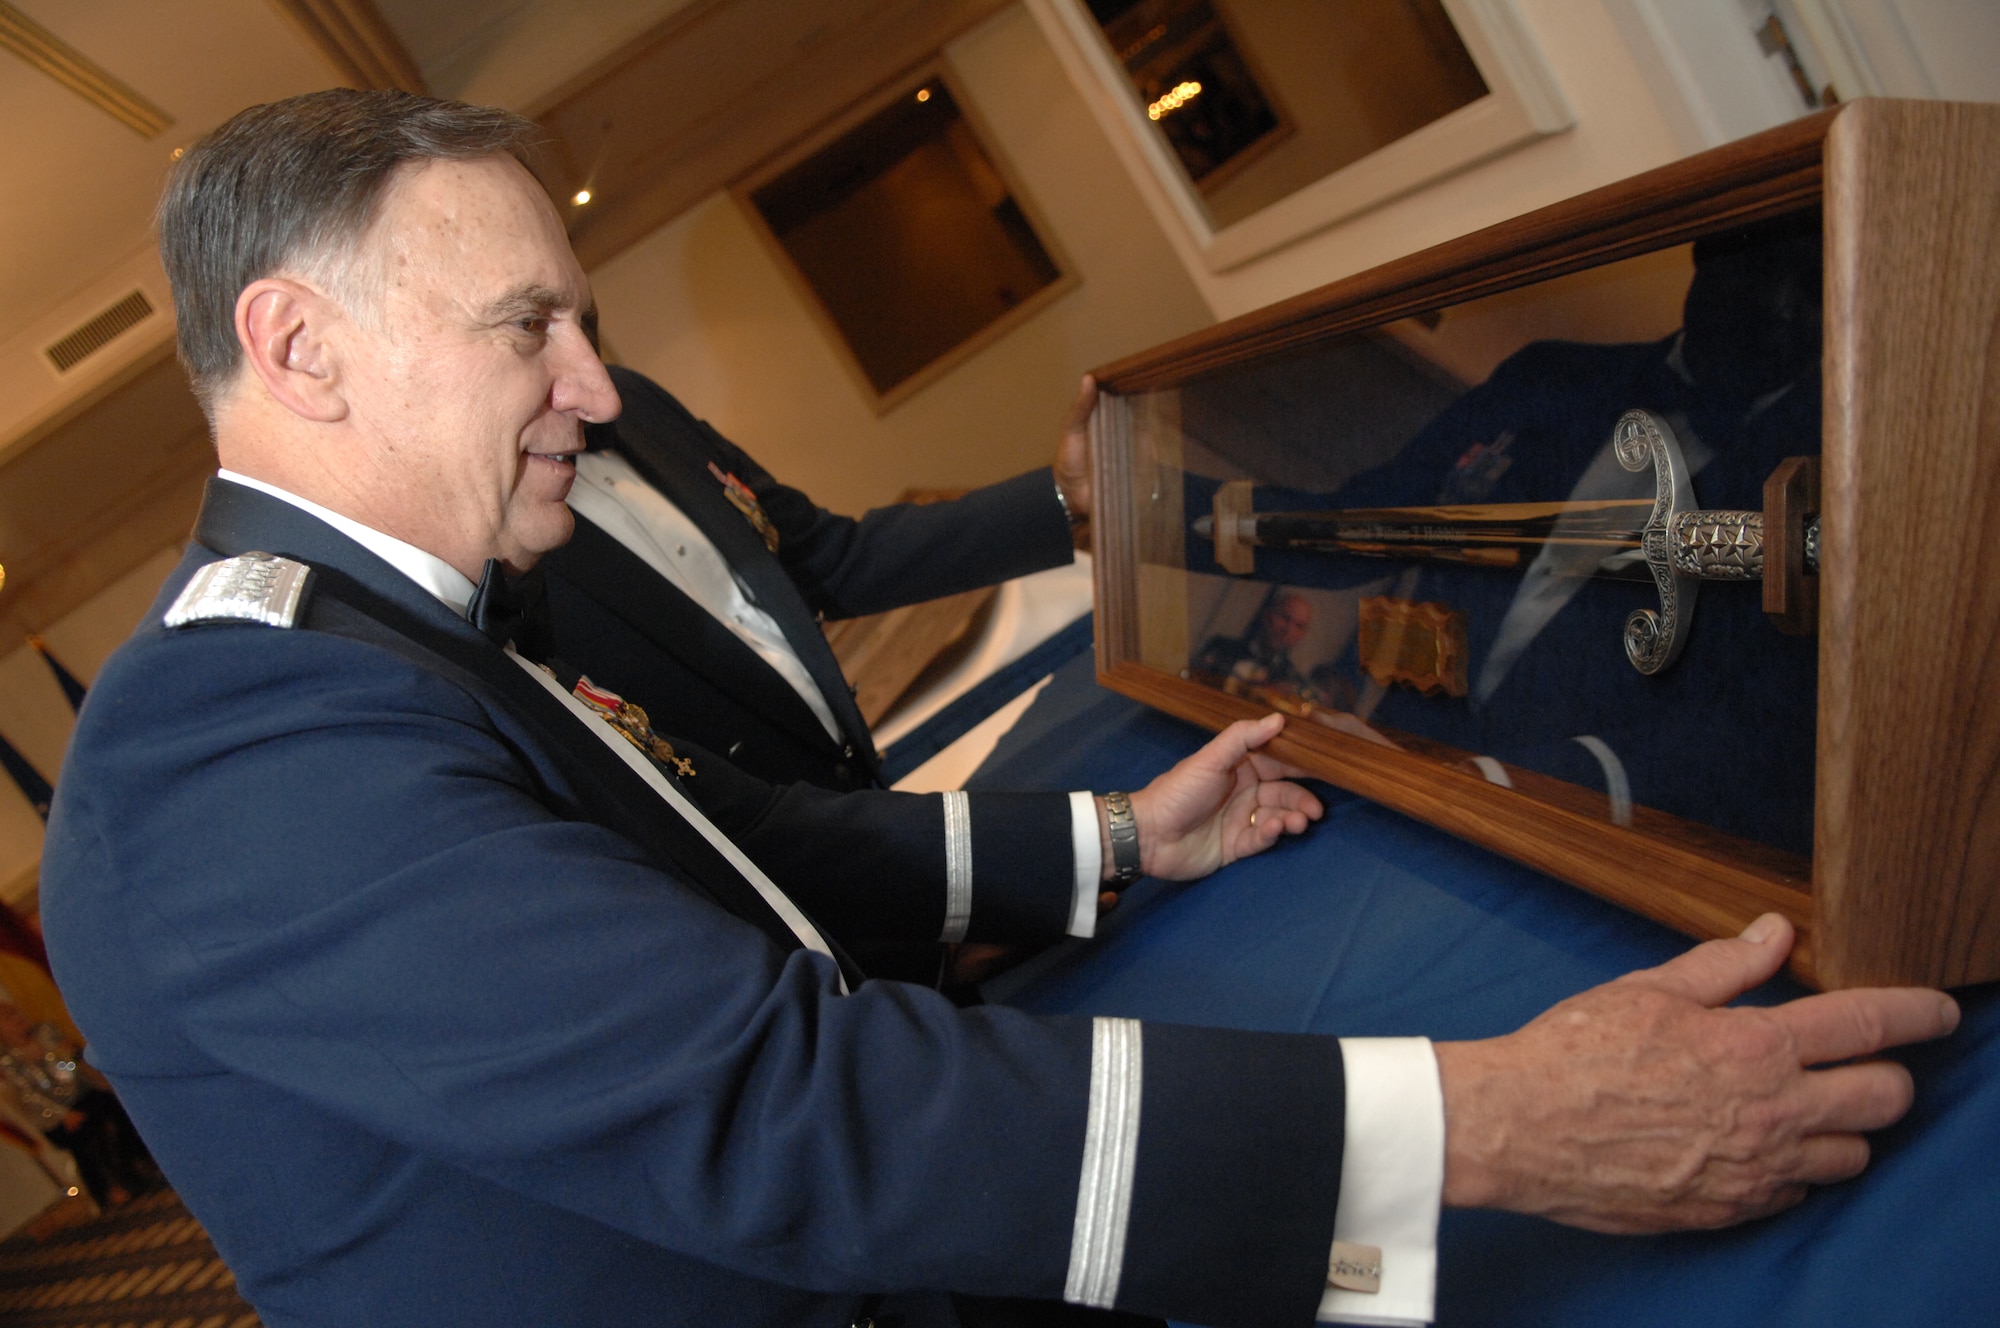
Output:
[970, 650, 2000, 1328]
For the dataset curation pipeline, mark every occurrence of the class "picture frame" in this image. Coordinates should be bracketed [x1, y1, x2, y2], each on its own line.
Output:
[1086, 99, 2000, 990]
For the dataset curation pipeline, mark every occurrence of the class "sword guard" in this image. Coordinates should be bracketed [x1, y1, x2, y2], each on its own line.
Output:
[1613, 409, 1700, 675]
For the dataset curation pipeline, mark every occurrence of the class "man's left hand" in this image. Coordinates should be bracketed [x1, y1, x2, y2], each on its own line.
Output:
[1114, 713, 1323, 883]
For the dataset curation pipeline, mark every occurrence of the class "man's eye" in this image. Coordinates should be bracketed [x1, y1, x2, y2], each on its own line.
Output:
[516, 316, 551, 336]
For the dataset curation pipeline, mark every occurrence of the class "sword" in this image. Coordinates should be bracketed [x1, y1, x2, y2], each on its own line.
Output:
[1193, 410, 1815, 676]
[1195, 497, 1666, 579]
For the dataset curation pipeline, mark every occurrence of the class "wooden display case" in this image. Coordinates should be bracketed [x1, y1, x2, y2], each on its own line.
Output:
[1087, 99, 2000, 989]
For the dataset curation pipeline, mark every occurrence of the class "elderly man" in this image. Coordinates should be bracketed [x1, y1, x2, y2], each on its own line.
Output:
[41, 91, 1956, 1328]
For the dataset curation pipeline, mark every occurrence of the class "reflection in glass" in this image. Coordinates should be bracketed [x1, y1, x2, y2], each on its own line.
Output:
[1143, 214, 1825, 857]
[1087, 0, 1489, 228]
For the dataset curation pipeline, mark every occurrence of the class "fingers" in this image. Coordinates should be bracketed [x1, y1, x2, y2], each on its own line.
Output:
[1246, 781, 1321, 841]
[1234, 711, 1285, 750]
[1255, 779, 1324, 824]
[1623, 913, 1794, 1007]
[1191, 713, 1285, 772]
[1791, 1131, 1873, 1187]
[1244, 748, 1316, 783]
[1769, 986, 1961, 1065]
[1784, 1059, 1916, 1138]
[1062, 373, 1098, 430]
[1625, 915, 1958, 1058]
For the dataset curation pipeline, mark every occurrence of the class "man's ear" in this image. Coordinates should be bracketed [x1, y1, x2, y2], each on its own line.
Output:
[235, 277, 348, 423]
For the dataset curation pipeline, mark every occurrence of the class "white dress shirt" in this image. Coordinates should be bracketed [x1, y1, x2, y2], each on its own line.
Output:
[567, 450, 845, 743]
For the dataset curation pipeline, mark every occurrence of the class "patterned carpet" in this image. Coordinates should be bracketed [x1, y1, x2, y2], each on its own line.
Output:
[0, 1189, 260, 1327]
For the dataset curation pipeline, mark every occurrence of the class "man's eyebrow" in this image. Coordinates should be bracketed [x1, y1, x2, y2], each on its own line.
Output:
[481, 284, 577, 319]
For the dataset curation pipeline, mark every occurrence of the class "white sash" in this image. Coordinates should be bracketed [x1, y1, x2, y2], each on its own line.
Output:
[510, 650, 848, 994]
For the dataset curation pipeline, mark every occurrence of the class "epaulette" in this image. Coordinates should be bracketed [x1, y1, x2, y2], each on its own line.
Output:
[163, 552, 315, 630]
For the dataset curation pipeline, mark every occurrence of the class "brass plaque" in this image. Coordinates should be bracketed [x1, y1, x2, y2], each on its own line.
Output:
[1357, 597, 1468, 697]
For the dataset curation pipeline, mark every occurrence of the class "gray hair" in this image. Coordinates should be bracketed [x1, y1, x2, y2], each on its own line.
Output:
[158, 88, 540, 412]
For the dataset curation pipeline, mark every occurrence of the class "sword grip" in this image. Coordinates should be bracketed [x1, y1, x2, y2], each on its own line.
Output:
[1212, 480, 1257, 575]
[1669, 510, 1763, 580]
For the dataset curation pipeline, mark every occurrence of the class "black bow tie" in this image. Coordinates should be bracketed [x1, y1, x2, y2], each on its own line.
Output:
[468, 560, 553, 663]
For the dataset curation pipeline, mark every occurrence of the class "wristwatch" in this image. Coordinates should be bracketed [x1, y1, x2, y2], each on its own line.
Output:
[1053, 475, 1087, 528]
[1104, 790, 1141, 886]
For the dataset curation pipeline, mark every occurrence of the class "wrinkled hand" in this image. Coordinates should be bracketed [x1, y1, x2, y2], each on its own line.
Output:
[1434, 914, 1960, 1233]
[1121, 713, 1324, 883]
[1053, 374, 1097, 523]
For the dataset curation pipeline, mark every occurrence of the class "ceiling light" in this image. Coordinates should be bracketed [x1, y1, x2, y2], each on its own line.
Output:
[1147, 80, 1202, 121]
[572, 189, 592, 206]
[916, 88, 931, 103]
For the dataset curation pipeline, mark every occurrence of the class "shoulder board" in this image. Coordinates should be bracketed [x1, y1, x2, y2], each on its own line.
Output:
[163, 552, 315, 630]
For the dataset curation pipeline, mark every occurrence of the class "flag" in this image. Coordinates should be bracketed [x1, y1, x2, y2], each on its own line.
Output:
[0, 731, 52, 823]
[26, 636, 86, 712]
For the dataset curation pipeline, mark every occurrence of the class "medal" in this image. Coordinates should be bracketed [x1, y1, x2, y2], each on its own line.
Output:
[708, 462, 780, 553]
[571, 675, 696, 777]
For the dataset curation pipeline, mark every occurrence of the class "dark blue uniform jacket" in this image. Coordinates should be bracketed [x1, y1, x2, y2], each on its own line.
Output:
[40, 482, 1347, 1327]
[544, 366, 1079, 790]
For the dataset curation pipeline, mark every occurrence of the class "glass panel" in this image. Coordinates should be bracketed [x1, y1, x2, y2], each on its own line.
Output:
[1087, 0, 1488, 228]
[1131, 212, 1824, 857]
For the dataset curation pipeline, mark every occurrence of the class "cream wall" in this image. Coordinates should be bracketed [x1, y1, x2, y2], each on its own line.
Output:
[0, 547, 182, 906]
[589, 2, 1698, 512]
[588, 4, 1216, 516]
[1028, 0, 1690, 322]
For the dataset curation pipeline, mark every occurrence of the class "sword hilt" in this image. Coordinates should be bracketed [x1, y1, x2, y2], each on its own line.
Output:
[1669, 509, 1764, 580]
[1198, 414, 1812, 679]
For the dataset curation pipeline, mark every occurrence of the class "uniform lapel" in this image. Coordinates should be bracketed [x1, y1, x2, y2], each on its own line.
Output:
[552, 513, 841, 755]
[591, 411, 878, 772]
[190, 479, 836, 968]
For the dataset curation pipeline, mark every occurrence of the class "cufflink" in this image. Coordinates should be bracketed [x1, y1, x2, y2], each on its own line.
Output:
[1328, 1240, 1382, 1295]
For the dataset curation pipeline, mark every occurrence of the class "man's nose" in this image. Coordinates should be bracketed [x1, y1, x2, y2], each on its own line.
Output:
[556, 337, 622, 425]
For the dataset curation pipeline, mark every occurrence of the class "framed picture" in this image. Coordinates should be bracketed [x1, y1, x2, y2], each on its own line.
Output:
[1087, 98, 2000, 989]
[1030, 0, 1572, 271]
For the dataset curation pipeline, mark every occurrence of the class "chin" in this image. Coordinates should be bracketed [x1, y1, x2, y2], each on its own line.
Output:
[500, 506, 576, 573]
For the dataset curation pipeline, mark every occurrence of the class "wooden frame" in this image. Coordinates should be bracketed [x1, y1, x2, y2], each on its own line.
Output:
[1088, 100, 2000, 990]
[733, 60, 1078, 415]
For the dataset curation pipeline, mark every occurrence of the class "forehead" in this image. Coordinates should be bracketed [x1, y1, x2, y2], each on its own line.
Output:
[366, 155, 587, 310]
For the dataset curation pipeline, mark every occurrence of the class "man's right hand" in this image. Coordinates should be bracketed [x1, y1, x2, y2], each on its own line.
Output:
[1433, 913, 1959, 1233]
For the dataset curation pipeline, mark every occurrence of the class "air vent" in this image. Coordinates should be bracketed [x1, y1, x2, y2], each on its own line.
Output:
[44, 290, 156, 373]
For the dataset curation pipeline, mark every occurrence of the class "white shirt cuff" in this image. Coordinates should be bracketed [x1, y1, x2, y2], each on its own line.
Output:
[1066, 791, 1101, 937]
[1320, 1037, 1442, 1325]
